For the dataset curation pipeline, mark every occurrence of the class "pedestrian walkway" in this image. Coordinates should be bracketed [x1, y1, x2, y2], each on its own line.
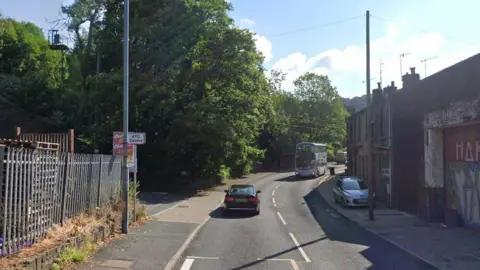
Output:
[317, 175, 480, 270]
[75, 172, 276, 270]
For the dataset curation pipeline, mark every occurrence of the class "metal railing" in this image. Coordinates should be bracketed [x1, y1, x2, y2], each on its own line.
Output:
[0, 147, 122, 256]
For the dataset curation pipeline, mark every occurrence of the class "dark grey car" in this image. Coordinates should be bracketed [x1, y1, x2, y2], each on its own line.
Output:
[224, 184, 261, 215]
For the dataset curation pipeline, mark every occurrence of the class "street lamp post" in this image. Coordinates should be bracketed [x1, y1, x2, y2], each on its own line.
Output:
[122, 0, 130, 234]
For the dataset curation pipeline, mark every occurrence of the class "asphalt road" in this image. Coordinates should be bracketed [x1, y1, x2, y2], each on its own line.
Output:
[174, 172, 439, 270]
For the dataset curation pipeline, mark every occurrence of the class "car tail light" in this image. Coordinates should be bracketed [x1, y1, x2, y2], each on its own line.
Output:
[225, 196, 234, 202]
[248, 197, 259, 204]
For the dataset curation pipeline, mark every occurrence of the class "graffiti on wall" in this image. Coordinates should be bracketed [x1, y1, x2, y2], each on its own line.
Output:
[445, 124, 480, 228]
[424, 96, 480, 129]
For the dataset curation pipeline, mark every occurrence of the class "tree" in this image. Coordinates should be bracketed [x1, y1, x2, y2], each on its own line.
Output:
[0, 1, 349, 191]
[0, 17, 64, 117]
[293, 72, 348, 144]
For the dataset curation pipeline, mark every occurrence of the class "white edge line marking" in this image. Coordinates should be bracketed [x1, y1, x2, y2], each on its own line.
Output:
[152, 200, 187, 217]
[180, 258, 195, 270]
[290, 259, 300, 270]
[274, 184, 281, 190]
[163, 201, 223, 270]
[256, 258, 294, 261]
[277, 212, 287, 225]
[272, 190, 276, 196]
[273, 203, 277, 207]
[187, 256, 219, 260]
[272, 198, 276, 204]
[288, 232, 311, 263]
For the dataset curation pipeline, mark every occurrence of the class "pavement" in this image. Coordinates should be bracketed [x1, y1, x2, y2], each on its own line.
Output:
[317, 175, 480, 270]
[75, 172, 276, 270]
[173, 169, 437, 270]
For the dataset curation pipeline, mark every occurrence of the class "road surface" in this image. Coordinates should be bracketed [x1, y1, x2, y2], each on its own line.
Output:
[173, 172, 438, 270]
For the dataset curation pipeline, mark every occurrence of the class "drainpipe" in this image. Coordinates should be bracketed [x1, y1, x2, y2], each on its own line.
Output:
[388, 97, 393, 207]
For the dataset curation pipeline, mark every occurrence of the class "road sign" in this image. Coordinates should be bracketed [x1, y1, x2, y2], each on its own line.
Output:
[127, 132, 146, 145]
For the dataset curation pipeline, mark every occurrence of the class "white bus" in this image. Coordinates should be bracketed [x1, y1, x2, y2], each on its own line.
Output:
[294, 142, 327, 178]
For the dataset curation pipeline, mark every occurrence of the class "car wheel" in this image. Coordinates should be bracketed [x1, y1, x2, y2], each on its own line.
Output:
[223, 208, 230, 216]
[333, 193, 338, 203]
[255, 208, 260, 215]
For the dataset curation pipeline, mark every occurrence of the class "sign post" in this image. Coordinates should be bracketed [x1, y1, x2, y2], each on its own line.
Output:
[113, 132, 146, 223]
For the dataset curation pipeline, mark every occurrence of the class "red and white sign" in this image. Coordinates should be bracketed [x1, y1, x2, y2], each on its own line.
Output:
[445, 124, 480, 162]
[113, 132, 135, 168]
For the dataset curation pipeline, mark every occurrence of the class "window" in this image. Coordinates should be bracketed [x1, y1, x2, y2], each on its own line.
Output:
[297, 144, 314, 153]
[229, 186, 255, 195]
[342, 179, 368, 190]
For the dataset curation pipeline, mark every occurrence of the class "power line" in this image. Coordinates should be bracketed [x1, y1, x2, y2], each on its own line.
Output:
[370, 14, 478, 47]
[269, 14, 364, 38]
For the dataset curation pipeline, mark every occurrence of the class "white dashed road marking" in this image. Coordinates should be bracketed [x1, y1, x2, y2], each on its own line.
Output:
[180, 258, 195, 270]
[272, 198, 276, 204]
[256, 258, 300, 270]
[277, 212, 287, 225]
[272, 190, 276, 196]
[288, 233, 311, 263]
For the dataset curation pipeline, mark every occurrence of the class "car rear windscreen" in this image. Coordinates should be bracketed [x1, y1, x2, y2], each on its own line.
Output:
[229, 186, 255, 195]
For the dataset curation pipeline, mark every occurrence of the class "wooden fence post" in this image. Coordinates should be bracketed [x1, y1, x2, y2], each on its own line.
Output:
[67, 129, 74, 155]
[14, 126, 21, 139]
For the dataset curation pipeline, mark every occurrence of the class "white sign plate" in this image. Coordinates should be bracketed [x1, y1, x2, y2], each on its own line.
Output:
[127, 132, 146, 145]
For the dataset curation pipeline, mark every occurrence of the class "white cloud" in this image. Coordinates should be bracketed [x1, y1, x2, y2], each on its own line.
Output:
[240, 18, 256, 26]
[270, 23, 480, 97]
[254, 34, 273, 63]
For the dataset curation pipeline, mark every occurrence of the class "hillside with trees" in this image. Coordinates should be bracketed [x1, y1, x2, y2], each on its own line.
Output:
[0, 0, 349, 191]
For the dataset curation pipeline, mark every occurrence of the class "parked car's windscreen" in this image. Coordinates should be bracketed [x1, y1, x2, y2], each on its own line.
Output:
[342, 179, 368, 190]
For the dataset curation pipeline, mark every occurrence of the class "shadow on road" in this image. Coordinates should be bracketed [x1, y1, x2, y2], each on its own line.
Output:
[138, 192, 192, 206]
[230, 236, 327, 270]
[274, 175, 296, 182]
[209, 207, 256, 219]
[303, 183, 439, 270]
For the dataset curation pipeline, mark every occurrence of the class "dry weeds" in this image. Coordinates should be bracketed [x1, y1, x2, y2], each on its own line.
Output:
[0, 202, 124, 267]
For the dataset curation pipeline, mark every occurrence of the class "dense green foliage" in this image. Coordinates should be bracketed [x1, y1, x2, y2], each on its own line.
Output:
[0, 0, 348, 191]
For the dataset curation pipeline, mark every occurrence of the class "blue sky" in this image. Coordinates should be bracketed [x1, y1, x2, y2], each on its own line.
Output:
[2, 0, 480, 97]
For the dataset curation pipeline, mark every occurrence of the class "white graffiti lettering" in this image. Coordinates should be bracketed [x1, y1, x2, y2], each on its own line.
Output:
[456, 141, 480, 162]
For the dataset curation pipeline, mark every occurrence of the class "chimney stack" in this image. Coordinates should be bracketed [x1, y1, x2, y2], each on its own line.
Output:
[402, 67, 420, 88]
[384, 81, 398, 97]
[372, 82, 383, 104]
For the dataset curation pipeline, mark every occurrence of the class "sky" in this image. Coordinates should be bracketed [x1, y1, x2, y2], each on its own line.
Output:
[2, 0, 480, 97]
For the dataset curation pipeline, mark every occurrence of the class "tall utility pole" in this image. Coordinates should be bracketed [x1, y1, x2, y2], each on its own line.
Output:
[366, 10, 374, 221]
[122, 0, 130, 234]
[379, 59, 384, 86]
[421, 56, 437, 78]
[399, 53, 410, 78]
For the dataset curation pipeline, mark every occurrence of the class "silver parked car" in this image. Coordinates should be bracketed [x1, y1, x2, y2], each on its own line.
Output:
[333, 176, 373, 207]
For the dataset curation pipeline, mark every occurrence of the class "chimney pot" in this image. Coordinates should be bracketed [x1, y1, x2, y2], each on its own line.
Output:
[377, 82, 381, 89]
[410, 67, 416, 74]
[391, 81, 395, 87]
